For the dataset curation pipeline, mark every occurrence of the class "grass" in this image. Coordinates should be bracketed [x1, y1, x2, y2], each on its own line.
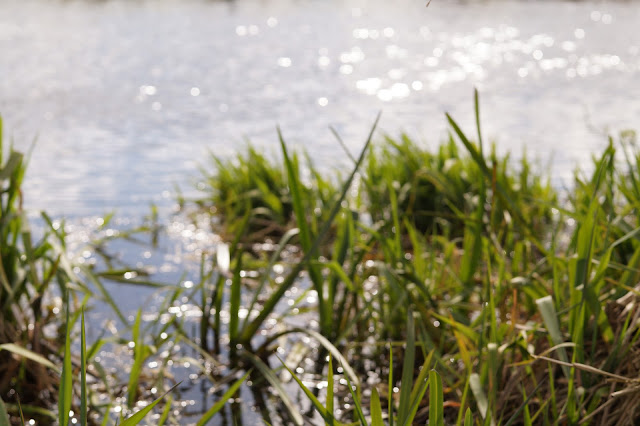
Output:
[183, 90, 640, 424]
[4, 90, 640, 424]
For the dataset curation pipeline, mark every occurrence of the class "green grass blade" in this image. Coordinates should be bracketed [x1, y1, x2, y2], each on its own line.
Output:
[397, 312, 415, 425]
[289, 327, 359, 387]
[228, 254, 243, 343]
[127, 309, 144, 408]
[340, 359, 367, 426]
[157, 395, 172, 426]
[278, 128, 313, 255]
[59, 294, 73, 426]
[402, 375, 428, 426]
[474, 88, 484, 155]
[80, 309, 87, 426]
[503, 378, 546, 426]
[0, 344, 59, 373]
[327, 355, 335, 421]
[197, 371, 251, 426]
[429, 370, 444, 426]
[371, 387, 384, 426]
[464, 408, 473, 426]
[279, 357, 343, 425]
[17, 398, 24, 426]
[244, 353, 304, 425]
[120, 382, 180, 426]
[389, 346, 394, 426]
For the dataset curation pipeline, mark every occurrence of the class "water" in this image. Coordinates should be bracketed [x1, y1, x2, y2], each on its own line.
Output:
[1, 0, 639, 218]
[3, 1, 639, 422]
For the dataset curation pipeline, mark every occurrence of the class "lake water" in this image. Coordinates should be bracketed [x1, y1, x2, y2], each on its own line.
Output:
[2, 1, 639, 422]
[2, 0, 640, 218]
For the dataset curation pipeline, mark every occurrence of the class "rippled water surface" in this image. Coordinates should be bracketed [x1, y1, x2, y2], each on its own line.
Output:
[2, 0, 639, 216]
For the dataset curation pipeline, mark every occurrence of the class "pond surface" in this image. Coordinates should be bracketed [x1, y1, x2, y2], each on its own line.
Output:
[2, 0, 640, 217]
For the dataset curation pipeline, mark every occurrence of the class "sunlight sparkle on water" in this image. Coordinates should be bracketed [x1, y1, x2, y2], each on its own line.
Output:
[277, 57, 292, 67]
[340, 64, 353, 74]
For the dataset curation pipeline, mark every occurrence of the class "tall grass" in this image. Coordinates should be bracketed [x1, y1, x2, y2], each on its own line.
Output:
[0, 116, 92, 421]
[5, 90, 640, 425]
[180, 90, 640, 424]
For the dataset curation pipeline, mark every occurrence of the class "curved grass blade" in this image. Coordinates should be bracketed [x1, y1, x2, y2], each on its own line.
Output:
[120, 382, 180, 426]
[288, 327, 359, 387]
[0, 344, 59, 373]
[197, 371, 251, 426]
[243, 353, 304, 425]
[17, 398, 24, 426]
[278, 357, 343, 425]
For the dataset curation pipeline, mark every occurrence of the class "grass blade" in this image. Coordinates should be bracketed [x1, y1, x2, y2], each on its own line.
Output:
[0, 344, 59, 373]
[244, 353, 304, 425]
[228, 254, 243, 343]
[58, 293, 73, 426]
[389, 346, 394, 426]
[327, 355, 335, 422]
[340, 359, 367, 426]
[397, 312, 415, 425]
[464, 407, 473, 426]
[371, 387, 384, 426]
[535, 296, 570, 378]
[279, 357, 342, 425]
[127, 309, 144, 408]
[80, 309, 87, 426]
[197, 371, 251, 426]
[429, 370, 444, 426]
[120, 382, 180, 426]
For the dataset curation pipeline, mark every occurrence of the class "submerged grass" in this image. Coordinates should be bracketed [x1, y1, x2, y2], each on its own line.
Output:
[5, 90, 640, 425]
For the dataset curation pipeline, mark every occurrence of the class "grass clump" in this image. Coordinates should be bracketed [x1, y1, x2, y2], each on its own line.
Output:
[0, 117, 81, 421]
[0, 118, 183, 425]
[197, 140, 339, 241]
[180, 91, 640, 425]
[6, 89, 640, 425]
[363, 133, 556, 243]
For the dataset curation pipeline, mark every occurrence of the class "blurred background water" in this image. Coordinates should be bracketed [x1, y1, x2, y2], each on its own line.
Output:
[1, 0, 639, 218]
